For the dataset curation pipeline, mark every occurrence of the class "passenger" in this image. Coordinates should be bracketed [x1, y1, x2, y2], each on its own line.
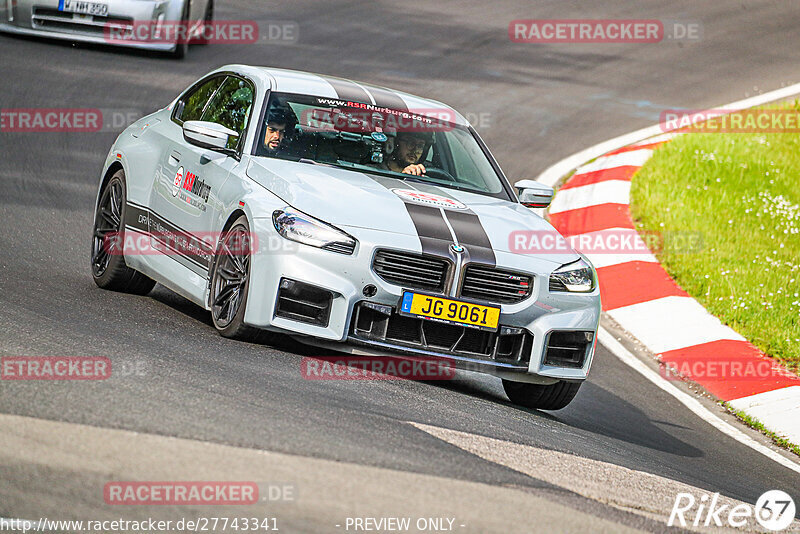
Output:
[381, 131, 432, 176]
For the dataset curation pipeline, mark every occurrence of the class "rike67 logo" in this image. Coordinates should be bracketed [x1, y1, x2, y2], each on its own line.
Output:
[668, 490, 796, 531]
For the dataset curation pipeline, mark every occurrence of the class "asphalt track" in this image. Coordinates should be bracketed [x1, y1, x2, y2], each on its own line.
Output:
[1, 1, 799, 532]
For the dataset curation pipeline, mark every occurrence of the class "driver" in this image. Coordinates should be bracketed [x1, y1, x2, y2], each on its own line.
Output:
[381, 131, 432, 176]
[263, 107, 292, 153]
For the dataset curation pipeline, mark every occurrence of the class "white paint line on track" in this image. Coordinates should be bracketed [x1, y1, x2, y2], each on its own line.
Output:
[728, 386, 800, 445]
[632, 132, 680, 146]
[569, 227, 658, 268]
[534, 82, 800, 189]
[548, 180, 631, 214]
[573, 148, 653, 176]
[607, 296, 745, 354]
[598, 328, 800, 475]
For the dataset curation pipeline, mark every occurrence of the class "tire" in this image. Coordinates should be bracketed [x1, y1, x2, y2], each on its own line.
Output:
[194, 0, 213, 45]
[209, 216, 275, 343]
[91, 170, 156, 295]
[502, 379, 582, 411]
[170, 0, 190, 58]
[171, 40, 189, 59]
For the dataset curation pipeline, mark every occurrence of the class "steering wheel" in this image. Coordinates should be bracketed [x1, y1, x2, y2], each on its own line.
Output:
[421, 167, 456, 182]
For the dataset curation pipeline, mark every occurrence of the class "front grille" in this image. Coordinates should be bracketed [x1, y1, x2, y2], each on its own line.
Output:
[460, 265, 532, 304]
[351, 302, 533, 365]
[543, 331, 593, 368]
[372, 250, 449, 293]
[31, 7, 133, 36]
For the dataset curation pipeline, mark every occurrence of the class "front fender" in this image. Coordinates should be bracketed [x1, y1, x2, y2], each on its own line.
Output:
[214, 157, 289, 233]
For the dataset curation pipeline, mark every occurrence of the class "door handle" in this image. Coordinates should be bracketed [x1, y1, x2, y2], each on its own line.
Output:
[168, 150, 181, 166]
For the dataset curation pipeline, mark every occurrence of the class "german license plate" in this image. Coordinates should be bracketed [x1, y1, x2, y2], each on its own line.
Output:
[60, 0, 108, 16]
[399, 291, 500, 331]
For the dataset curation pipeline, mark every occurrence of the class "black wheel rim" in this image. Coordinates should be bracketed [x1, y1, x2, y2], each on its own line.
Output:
[91, 179, 123, 277]
[211, 226, 251, 328]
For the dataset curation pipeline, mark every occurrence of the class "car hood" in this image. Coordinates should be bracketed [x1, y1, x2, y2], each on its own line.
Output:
[246, 157, 579, 265]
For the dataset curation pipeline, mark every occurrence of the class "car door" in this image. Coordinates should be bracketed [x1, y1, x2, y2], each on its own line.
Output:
[149, 74, 255, 283]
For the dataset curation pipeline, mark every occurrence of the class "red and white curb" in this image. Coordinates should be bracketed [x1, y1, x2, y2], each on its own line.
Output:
[534, 87, 800, 450]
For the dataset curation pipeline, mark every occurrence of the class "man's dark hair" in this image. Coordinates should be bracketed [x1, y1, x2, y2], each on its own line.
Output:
[397, 131, 433, 143]
[266, 106, 292, 127]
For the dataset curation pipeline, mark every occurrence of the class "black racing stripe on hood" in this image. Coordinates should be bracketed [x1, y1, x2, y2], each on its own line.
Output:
[323, 76, 372, 104]
[364, 86, 409, 112]
[368, 174, 408, 190]
[362, 173, 494, 263]
[404, 203, 455, 258]
[361, 174, 453, 257]
[442, 210, 496, 267]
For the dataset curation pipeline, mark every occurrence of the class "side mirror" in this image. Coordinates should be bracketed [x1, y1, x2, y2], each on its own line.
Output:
[515, 180, 554, 208]
[182, 121, 239, 152]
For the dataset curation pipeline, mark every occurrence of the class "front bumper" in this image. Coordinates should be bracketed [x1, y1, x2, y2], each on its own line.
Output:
[244, 221, 601, 382]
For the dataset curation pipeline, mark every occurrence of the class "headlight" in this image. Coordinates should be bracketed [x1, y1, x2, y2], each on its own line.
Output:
[272, 207, 356, 255]
[550, 258, 595, 292]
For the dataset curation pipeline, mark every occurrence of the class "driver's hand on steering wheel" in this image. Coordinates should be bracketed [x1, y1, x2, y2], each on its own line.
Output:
[402, 164, 426, 176]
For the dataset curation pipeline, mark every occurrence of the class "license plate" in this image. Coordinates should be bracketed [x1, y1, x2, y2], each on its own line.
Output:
[399, 291, 500, 331]
[60, 0, 108, 16]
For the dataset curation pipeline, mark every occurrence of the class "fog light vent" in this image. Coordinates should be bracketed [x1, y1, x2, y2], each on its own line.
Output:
[275, 278, 333, 327]
[543, 331, 593, 368]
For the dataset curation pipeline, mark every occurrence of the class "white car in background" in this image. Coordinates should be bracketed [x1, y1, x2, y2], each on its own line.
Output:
[0, 0, 213, 57]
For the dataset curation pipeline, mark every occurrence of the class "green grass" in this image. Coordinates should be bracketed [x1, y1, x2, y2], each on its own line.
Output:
[630, 102, 800, 372]
[722, 402, 800, 457]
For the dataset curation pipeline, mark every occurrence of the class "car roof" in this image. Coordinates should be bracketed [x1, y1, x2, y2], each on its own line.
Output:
[216, 64, 470, 127]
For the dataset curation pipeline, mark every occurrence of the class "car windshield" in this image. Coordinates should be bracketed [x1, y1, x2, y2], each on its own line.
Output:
[254, 92, 511, 200]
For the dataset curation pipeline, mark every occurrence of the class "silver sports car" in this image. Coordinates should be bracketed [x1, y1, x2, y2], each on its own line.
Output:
[0, 0, 212, 57]
[91, 65, 601, 409]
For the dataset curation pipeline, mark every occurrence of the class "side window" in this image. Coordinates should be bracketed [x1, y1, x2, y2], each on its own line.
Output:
[201, 76, 255, 149]
[174, 76, 225, 123]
